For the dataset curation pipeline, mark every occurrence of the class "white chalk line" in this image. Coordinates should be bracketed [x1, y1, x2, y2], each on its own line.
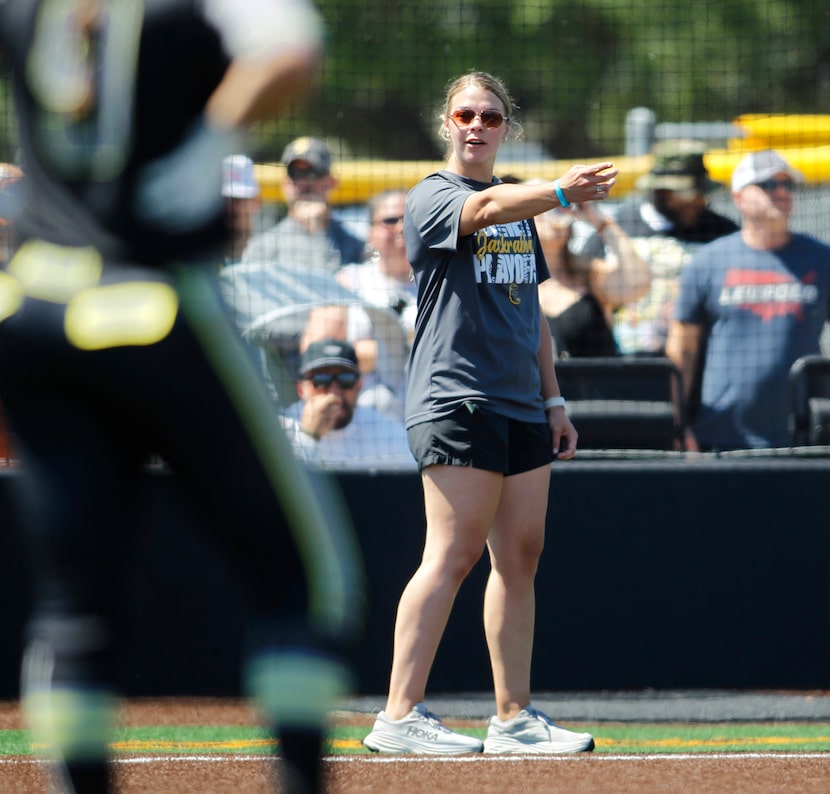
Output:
[0, 752, 828, 766]
[326, 753, 830, 764]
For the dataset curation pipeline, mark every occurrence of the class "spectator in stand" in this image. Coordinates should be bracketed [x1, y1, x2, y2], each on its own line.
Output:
[337, 189, 418, 343]
[580, 139, 738, 355]
[536, 201, 651, 358]
[299, 304, 406, 421]
[241, 136, 365, 272]
[666, 150, 830, 451]
[281, 338, 413, 469]
[222, 154, 262, 263]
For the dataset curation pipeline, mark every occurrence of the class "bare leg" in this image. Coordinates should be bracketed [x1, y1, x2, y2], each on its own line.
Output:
[484, 464, 550, 721]
[384, 465, 502, 719]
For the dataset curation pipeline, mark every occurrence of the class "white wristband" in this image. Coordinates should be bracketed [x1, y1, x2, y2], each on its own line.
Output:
[543, 396, 566, 411]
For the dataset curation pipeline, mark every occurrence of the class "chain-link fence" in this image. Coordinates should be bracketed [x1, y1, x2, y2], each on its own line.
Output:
[2, 0, 830, 462]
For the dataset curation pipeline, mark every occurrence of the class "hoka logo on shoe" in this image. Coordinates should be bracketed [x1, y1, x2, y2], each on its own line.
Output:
[406, 726, 440, 742]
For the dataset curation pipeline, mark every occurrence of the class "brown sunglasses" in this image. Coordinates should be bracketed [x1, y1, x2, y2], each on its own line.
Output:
[449, 107, 508, 129]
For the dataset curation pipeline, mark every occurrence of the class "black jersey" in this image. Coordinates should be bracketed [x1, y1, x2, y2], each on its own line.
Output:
[0, 0, 230, 264]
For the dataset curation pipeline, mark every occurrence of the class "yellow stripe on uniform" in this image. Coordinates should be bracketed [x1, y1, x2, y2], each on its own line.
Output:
[65, 281, 178, 350]
[0, 271, 23, 321]
[9, 240, 103, 302]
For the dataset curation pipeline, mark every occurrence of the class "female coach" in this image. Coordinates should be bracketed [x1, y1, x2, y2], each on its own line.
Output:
[364, 71, 616, 755]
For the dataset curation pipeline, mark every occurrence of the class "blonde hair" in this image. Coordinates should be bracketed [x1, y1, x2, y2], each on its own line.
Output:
[439, 71, 523, 145]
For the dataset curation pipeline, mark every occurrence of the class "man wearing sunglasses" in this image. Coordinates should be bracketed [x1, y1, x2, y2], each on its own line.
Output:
[667, 149, 830, 451]
[579, 139, 739, 356]
[281, 338, 414, 468]
[241, 136, 365, 272]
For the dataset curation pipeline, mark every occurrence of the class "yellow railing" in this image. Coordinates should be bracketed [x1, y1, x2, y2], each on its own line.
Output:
[254, 114, 830, 205]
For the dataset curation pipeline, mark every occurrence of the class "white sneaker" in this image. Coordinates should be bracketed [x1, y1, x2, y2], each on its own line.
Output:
[483, 705, 595, 754]
[363, 702, 484, 754]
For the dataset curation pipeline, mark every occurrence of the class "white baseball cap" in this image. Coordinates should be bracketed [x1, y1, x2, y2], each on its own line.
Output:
[222, 155, 260, 199]
[731, 150, 805, 192]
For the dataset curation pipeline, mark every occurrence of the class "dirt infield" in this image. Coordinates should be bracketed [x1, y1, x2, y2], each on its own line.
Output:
[4, 751, 830, 793]
[1, 699, 829, 793]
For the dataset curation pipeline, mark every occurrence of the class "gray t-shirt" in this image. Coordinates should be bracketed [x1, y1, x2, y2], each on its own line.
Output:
[241, 215, 365, 273]
[404, 171, 549, 427]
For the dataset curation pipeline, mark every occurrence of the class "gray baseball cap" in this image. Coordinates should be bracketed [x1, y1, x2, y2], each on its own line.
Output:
[731, 149, 805, 192]
[281, 137, 332, 175]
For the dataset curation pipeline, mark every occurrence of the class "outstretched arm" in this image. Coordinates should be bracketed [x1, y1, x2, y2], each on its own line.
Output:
[458, 163, 618, 237]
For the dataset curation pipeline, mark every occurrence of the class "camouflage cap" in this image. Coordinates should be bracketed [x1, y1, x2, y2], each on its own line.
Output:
[636, 139, 722, 193]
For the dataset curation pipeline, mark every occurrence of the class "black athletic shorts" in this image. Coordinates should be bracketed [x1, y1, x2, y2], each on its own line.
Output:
[407, 401, 555, 476]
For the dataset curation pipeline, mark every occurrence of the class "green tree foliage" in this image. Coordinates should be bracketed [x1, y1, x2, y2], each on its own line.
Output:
[1, 0, 828, 162]
[306, 0, 830, 159]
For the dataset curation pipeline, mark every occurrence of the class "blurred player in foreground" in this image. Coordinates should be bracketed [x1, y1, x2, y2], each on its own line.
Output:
[0, 1, 364, 792]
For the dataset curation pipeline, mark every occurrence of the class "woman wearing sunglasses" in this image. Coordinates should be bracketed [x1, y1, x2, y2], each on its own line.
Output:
[364, 71, 615, 755]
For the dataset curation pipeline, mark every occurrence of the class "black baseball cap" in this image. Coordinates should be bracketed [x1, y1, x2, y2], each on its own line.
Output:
[299, 339, 359, 376]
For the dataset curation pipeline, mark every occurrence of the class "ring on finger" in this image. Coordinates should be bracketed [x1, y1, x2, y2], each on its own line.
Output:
[595, 185, 603, 193]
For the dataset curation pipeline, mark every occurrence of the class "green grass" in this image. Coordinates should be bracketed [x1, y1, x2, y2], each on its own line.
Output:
[331, 722, 830, 755]
[590, 722, 830, 754]
[3, 723, 830, 756]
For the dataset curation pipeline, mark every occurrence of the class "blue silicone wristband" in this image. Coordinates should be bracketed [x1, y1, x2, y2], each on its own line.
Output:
[553, 179, 570, 208]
